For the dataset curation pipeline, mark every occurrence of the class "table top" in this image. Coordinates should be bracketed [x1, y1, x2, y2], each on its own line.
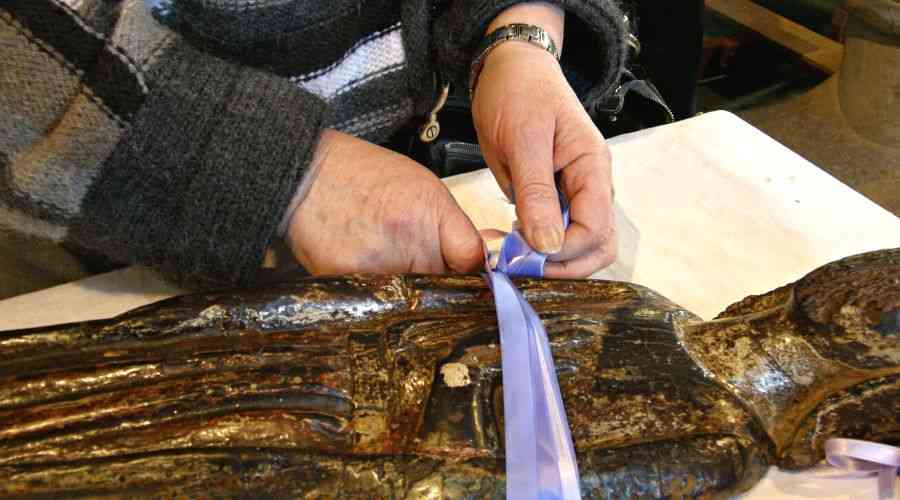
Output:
[447, 110, 899, 321]
[0, 111, 896, 498]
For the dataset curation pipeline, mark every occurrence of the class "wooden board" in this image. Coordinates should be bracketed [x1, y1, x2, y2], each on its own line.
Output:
[706, 0, 844, 74]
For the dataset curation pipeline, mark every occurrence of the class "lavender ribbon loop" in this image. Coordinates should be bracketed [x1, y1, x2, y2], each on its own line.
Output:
[484, 195, 580, 500]
[825, 438, 900, 499]
[494, 201, 570, 278]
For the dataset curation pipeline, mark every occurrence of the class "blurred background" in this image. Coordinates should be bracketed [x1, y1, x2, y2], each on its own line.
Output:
[698, 0, 899, 214]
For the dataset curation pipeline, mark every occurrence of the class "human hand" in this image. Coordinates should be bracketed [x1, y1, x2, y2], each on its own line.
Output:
[472, 4, 617, 278]
[280, 129, 484, 274]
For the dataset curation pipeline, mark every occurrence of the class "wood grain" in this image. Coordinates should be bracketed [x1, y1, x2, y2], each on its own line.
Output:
[706, 0, 844, 74]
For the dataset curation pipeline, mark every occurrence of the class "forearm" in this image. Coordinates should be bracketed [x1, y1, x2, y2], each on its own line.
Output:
[74, 40, 326, 287]
[2, 0, 328, 287]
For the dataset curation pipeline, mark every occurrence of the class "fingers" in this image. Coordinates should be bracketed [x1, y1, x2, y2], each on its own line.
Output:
[547, 146, 614, 264]
[544, 196, 618, 278]
[439, 194, 486, 274]
[506, 125, 564, 254]
[285, 132, 483, 276]
[544, 226, 617, 279]
[546, 221, 609, 263]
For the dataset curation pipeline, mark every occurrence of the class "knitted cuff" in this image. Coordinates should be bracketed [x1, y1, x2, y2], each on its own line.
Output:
[433, 0, 628, 101]
[73, 42, 326, 286]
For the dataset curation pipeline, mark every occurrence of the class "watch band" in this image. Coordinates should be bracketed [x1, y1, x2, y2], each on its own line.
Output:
[468, 23, 560, 100]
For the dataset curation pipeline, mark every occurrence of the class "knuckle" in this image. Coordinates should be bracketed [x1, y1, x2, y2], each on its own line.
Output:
[460, 242, 486, 271]
[556, 127, 611, 170]
[449, 256, 480, 274]
[516, 180, 558, 207]
[417, 171, 448, 195]
[584, 232, 605, 253]
[459, 230, 484, 254]
[426, 184, 456, 218]
[598, 247, 617, 269]
[595, 143, 613, 167]
[600, 138, 613, 159]
[564, 165, 597, 194]
[596, 228, 618, 268]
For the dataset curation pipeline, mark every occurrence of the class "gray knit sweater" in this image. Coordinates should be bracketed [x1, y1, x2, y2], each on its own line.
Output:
[0, 0, 626, 293]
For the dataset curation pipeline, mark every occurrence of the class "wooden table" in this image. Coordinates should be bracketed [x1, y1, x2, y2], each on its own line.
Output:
[1, 111, 897, 498]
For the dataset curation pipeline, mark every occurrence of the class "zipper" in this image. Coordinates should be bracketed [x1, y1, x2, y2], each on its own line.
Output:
[437, 141, 486, 178]
[443, 141, 482, 162]
[623, 14, 641, 57]
[419, 72, 450, 143]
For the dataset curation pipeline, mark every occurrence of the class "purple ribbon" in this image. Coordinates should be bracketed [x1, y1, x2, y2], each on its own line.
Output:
[825, 438, 900, 499]
[484, 196, 580, 500]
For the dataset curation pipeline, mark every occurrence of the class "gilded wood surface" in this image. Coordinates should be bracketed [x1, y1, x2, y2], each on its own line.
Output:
[0, 250, 897, 498]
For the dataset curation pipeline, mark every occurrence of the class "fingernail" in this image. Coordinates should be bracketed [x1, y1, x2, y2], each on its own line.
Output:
[531, 224, 563, 254]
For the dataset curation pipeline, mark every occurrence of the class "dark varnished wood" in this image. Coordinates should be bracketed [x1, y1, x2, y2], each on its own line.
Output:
[0, 249, 897, 498]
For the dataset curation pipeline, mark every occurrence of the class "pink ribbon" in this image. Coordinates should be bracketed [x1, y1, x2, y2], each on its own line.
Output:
[825, 438, 900, 499]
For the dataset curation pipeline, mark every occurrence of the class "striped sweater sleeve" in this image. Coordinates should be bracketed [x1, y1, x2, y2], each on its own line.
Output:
[0, 0, 326, 287]
[432, 0, 629, 102]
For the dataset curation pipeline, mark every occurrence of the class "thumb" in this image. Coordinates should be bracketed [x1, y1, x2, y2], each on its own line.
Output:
[508, 127, 563, 254]
[439, 196, 485, 273]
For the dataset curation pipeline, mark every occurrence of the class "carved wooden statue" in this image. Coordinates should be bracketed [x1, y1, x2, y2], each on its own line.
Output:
[1, 249, 897, 498]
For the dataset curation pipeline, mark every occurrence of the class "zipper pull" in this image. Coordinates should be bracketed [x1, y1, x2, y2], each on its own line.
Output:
[419, 82, 450, 143]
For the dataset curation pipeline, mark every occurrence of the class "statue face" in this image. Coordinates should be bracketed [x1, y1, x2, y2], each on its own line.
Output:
[795, 249, 900, 369]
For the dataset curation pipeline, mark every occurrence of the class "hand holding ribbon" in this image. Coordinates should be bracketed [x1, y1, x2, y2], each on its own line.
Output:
[484, 193, 580, 500]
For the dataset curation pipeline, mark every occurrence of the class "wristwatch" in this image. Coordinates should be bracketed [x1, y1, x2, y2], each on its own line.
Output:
[468, 23, 560, 100]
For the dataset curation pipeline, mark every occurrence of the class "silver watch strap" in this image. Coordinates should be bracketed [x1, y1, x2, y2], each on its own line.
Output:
[468, 23, 560, 99]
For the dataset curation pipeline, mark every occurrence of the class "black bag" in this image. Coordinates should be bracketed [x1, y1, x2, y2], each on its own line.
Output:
[386, 1, 704, 178]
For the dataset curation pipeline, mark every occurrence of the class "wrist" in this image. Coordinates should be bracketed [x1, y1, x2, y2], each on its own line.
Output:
[483, 37, 559, 67]
[488, 3, 564, 51]
[469, 4, 564, 100]
[278, 128, 337, 238]
[469, 23, 562, 100]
